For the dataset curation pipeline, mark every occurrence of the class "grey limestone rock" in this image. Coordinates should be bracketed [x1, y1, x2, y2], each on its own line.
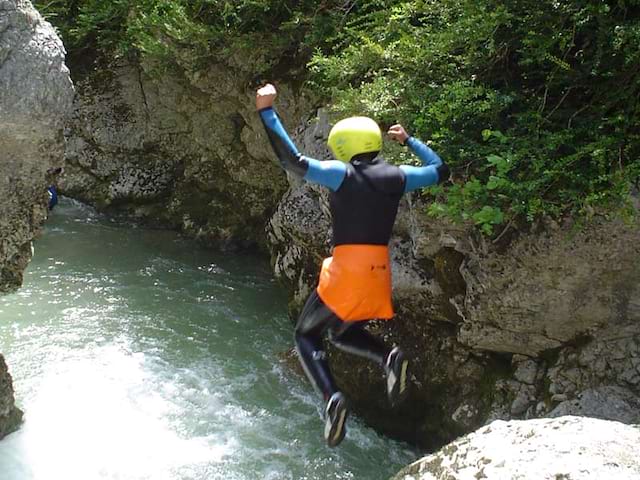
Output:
[547, 386, 640, 424]
[62, 58, 290, 249]
[0, 354, 22, 440]
[0, 0, 73, 124]
[0, 0, 73, 291]
[512, 355, 540, 385]
[457, 216, 640, 357]
[393, 416, 640, 480]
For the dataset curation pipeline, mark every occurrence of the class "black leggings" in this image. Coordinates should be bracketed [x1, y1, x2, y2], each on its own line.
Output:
[294, 290, 391, 401]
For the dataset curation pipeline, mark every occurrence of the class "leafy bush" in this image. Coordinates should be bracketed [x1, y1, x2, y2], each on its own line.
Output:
[309, 0, 640, 234]
[36, 0, 639, 234]
[35, 1, 347, 73]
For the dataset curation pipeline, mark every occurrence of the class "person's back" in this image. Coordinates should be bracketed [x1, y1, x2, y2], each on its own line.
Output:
[256, 82, 449, 447]
[330, 159, 404, 246]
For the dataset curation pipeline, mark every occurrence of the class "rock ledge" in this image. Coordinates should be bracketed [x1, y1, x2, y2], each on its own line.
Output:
[394, 416, 640, 480]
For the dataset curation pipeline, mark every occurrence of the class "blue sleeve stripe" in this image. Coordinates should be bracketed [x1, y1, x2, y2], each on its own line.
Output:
[304, 158, 347, 191]
[406, 137, 442, 167]
[259, 108, 300, 157]
[400, 165, 439, 193]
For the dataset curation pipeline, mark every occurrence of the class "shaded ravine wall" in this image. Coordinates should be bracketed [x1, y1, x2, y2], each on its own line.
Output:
[60, 56, 292, 251]
[0, 0, 74, 438]
[60, 46, 640, 450]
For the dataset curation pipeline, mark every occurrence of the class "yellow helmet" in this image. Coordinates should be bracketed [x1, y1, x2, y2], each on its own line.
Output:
[327, 117, 382, 162]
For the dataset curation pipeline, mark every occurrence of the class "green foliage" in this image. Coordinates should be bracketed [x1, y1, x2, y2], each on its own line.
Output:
[35, 0, 640, 234]
[309, 0, 640, 234]
[34, 0, 348, 73]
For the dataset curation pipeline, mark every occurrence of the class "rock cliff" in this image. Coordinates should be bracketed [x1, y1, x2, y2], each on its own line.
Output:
[0, 0, 74, 438]
[393, 416, 640, 480]
[61, 57, 293, 250]
[0, 0, 74, 291]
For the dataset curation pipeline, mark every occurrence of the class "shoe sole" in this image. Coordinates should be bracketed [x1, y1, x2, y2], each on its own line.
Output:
[325, 397, 347, 447]
[388, 357, 409, 407]
[398, 359, 408, 396]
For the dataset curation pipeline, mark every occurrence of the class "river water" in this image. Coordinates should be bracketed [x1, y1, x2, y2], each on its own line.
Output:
[0, 199, 415, 480]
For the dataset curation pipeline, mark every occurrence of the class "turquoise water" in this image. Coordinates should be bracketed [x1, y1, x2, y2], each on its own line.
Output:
[0, 199, 414, 480]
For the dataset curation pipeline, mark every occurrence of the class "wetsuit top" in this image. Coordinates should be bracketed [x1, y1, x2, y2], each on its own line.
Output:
[259, 107, 448, 246]
[259, 107, 448, 320]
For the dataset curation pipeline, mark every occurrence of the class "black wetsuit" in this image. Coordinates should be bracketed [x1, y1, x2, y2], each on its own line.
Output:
[297, 158, 405, 399]
[259, 107, 448, 400]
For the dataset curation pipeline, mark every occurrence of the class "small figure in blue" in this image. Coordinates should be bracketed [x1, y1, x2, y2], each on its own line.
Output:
[47, 167, 62, 211]
[257, 83, 449, 447]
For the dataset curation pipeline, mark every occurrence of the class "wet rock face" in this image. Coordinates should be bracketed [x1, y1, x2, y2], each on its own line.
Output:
[458, 217, 640, 357]
[0, 0, 74, 291]
[393, 416, 640, 480]
[61, 59, 294, 250]
[0, 0, 73, 438]
[0, 354, 22, 440]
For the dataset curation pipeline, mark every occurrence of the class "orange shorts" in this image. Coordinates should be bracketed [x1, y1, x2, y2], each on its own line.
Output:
[316, 244, 394, 322]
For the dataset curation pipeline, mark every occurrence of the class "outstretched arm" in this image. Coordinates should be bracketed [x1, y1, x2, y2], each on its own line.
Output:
[256, 84, 346, 191]
[388, 124, 450, 192]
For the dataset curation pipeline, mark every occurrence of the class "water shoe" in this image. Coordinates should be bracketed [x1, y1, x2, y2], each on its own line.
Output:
[324, 392, 348, 447]
[385, 347, 409, 407]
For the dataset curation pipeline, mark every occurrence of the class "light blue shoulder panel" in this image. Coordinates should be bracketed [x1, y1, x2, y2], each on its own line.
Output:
[303, 158, 347, 191]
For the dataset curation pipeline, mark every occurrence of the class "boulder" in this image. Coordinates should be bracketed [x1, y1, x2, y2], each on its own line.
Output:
[393, 416, 640, 480]
[0, 354, 22, 440]
[0, 0, 74, 291]
[547, 386, 640, 424]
